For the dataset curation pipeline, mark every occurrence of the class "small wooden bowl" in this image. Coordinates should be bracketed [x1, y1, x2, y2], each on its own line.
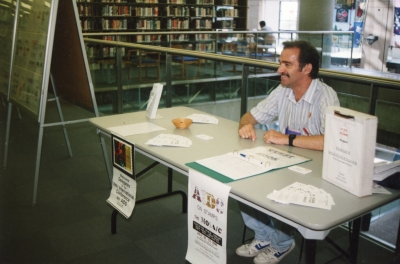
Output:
[172, 118, 192, 129]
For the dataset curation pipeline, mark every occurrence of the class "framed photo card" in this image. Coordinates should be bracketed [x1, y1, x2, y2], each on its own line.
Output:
[112, 134, 135, 178]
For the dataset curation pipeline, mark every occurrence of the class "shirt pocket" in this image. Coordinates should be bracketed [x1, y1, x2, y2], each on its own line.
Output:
[303, 124, 320, 136]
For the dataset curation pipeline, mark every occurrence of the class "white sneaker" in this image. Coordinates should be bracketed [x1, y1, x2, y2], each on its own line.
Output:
[254, 242, 295, 264]
[236, 239, 271, 257]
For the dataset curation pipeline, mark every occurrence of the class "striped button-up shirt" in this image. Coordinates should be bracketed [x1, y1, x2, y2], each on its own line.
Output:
[250, 79, 340, 136]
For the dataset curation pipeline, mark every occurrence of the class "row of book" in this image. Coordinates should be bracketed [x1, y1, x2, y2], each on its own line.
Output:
[192, 7, 215, 17]
[166, 6, 190, 16]
[216, 8, 238, 17]
[102, 18, 129, 30]
[136, 34, 162, 42]
[134, 6, 159, 16]
[102, 5, 132, 16]
[193, 19, 212, 29]
[194, 43, 215, 52]
[136, 19, 161, 29]
[166, 18, 190, 29]
[169, 34, 190, 41]
[195, 33, 213, 40]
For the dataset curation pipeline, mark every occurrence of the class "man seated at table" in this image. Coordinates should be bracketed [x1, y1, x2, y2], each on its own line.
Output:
[258, 21, 274, 45]
[237, 40, 340, 264]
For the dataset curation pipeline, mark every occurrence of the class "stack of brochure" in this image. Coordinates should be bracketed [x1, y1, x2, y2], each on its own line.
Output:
[267, 182, 335, 210]
[146, 134, 192, 147]
[186, 113, 218, 124]
[373, 158, 400, 181]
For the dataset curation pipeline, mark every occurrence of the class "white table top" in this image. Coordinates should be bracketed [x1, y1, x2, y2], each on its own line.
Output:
[90, 106, 400, 239]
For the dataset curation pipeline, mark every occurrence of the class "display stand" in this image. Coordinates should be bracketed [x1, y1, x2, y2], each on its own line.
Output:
[2, 0, 104, 205]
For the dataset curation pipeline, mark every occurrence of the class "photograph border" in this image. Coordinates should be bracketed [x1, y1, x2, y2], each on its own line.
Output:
[111, 133, 135, 178]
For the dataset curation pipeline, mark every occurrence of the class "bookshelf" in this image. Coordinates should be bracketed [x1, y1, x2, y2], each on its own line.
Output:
[75, 0, 247, 52]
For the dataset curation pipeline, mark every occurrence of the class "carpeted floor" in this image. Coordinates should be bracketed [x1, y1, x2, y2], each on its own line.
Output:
[1, 99, 400, 264]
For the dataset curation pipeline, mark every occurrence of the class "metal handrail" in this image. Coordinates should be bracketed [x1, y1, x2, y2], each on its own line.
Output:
[84, 37, 400, 89]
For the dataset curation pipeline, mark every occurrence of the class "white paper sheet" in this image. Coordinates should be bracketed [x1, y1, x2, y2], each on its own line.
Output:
[108, 122, 166, 137]
[186, 113, 219, 124]
[146, 134, 192, 147]
[267, 182, 334, 210]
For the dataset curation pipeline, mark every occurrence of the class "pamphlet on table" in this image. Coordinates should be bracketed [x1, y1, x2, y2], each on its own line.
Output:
[267, 182, 335, 210]
[146, 83, 163, 119]
[108, 122, 165, 137]
[146, 134, 192, 147]
[186, 113, 218, 124]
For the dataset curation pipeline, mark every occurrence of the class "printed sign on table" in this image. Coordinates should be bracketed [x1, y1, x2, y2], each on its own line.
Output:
[186, 169, 231, 264]
[107, 134, 137, 218]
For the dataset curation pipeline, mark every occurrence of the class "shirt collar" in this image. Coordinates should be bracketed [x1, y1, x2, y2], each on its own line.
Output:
[288, 79, 318, 104]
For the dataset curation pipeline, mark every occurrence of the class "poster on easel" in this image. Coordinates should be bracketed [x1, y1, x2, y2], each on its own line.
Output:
[0, 2, 17, 97]
[186, 169, 231, 264]
[107, 134, 137, 219]
[8, 0, 57, 120]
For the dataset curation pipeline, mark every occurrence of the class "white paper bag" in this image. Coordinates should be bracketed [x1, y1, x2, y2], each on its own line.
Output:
[322, 106, 377, 197]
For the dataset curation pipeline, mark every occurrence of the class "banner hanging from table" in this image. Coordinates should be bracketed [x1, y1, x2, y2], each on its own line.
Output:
[186, 169, 231, 264]
[107, 134, 137, 219]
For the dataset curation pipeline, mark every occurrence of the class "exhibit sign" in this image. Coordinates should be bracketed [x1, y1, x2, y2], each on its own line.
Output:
[107, 134, 137, 218]
[186, 169, 231, 264]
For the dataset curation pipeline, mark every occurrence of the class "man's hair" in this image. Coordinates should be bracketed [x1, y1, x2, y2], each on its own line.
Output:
[282, 40, 319, 79]
[259, 21, 266, 27]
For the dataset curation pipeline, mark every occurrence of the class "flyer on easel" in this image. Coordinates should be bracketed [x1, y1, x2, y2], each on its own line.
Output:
[146, 83, 163, 119]
[106, 134, 137, 218]
[186, 169, 231, 264]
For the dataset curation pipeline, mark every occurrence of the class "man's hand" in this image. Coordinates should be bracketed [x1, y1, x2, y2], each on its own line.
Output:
[239, 124, 257, 141]
[263, 130, 288, 145]
[238, 112, 259, 141]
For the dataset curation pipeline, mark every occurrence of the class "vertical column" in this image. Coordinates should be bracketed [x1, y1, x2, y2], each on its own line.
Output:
[360, 0, 392, 72]
[298, 0, 335, 68]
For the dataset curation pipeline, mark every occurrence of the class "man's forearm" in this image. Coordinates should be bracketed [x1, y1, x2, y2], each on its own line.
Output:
[291, 135, 324, 151]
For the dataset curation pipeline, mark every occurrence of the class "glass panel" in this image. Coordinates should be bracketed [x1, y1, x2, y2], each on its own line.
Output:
[0, 0, 16, 96]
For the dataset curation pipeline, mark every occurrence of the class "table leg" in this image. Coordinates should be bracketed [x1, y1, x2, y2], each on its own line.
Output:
[110, 165, 187, 234]
[349, 217, 361, 264]
[111, 209, 118, 234]
[305, 239, 317, 264]
[394, 217, 400, 262]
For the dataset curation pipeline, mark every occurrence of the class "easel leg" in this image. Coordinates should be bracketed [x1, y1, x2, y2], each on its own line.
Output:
[3, 102, 12, 168]
[51, 74, 72, 157]
[32, 125, 45, 205]
[98, 131, 112, 185]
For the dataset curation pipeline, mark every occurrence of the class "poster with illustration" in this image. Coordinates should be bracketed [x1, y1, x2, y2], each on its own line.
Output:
[336, 8, 349, 23]
[394, 0, 400, 47]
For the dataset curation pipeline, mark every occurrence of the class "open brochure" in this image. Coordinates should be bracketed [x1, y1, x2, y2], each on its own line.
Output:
[373, 158, 400, 181]
[195, 146, 310, 180]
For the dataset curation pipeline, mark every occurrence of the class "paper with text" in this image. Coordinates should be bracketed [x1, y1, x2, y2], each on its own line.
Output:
[108, 122, 165, 137]
[196, 146, 310, 180]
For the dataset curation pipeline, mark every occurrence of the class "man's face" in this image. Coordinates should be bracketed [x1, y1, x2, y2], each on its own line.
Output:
[277, 47, 310, 88]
